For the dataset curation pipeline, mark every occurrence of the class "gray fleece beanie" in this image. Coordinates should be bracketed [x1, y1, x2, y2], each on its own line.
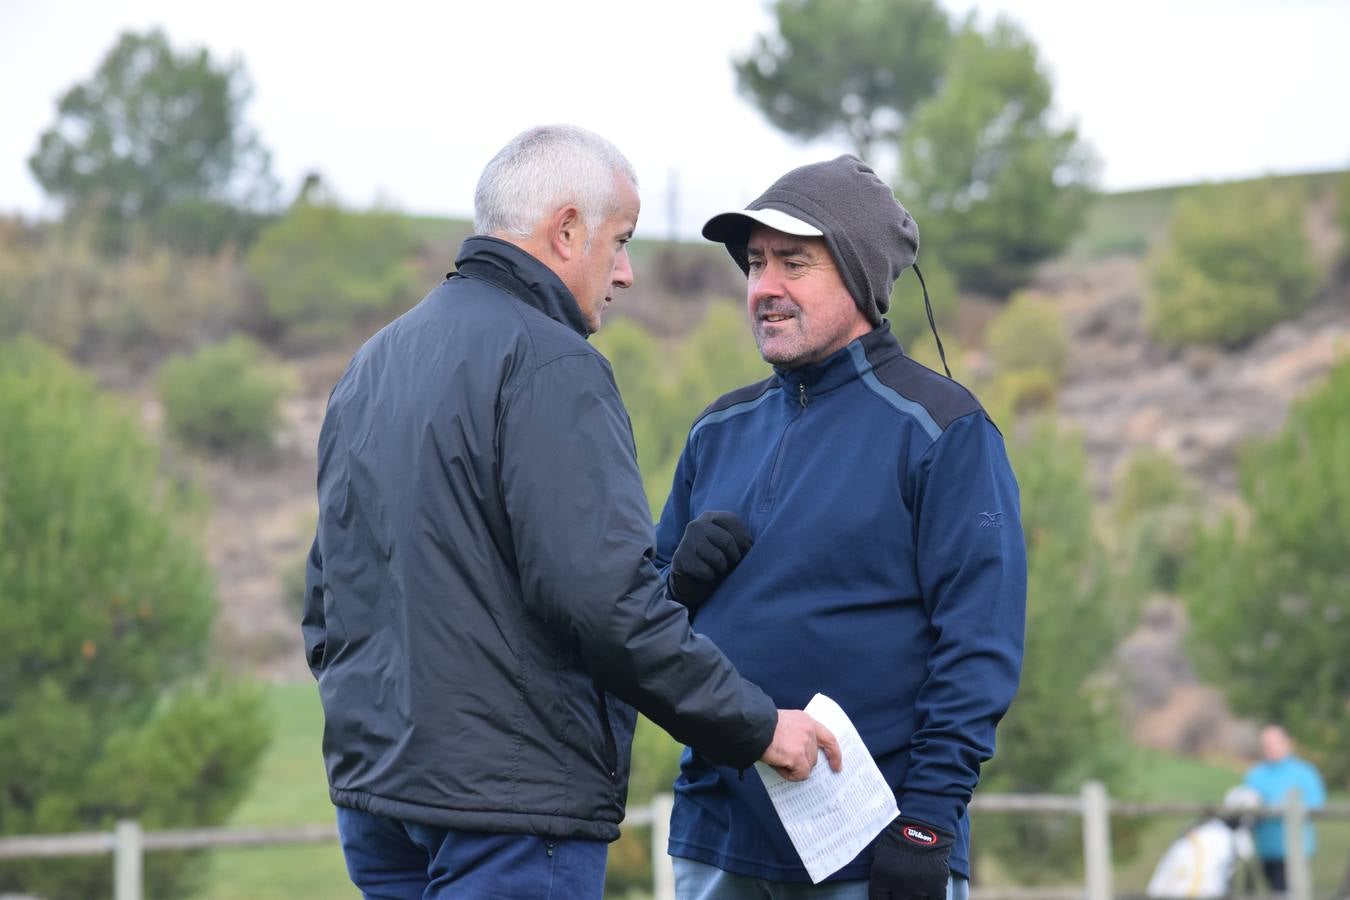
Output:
[702, 155, 919, 326]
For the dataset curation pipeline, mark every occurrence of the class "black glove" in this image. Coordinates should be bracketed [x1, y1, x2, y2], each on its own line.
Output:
[667, 511, 753, 611]
[869, 816, 954, 900]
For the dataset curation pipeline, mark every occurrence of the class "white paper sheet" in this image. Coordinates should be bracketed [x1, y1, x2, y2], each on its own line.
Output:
[754, 693, 900, 883]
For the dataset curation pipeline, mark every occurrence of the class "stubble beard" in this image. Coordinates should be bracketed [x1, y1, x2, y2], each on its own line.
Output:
[753, 320, 809, 368]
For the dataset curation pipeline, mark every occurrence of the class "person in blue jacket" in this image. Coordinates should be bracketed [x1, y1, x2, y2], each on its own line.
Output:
[654, 155, 1028, 900]
[1244, 724, 1326, 892]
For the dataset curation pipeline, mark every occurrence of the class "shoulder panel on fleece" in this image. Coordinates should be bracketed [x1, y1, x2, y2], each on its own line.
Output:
[849, 343, 988, 441]
[687, 376, 778, 441]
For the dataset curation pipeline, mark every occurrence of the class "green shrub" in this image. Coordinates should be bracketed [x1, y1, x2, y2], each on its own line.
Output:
[600, 304, 770, 516]
[1111, 449, 1199, 596]
[670, 304, 770, 422]
[1145, 181, 1319, 347]
[1184, 357, 1350, 786]
[977, 418, 1135, 879]
[0, 220, 251, 369]
[1076, 225, 1150, 259]
[0, 220, 50, 344]
[1113, 447, 1195, 524]
[903, 330, 968, 381]
[160, 336, 290, 454]
[593, 318, 677, 482]
[146, 197, 272, 255]
[99, 248, 251, 369]
[982, 366, 1060, 421]
[0, 339, 271, 898]
[246, 202, 421, 350]
[986, 292, 1069, 380]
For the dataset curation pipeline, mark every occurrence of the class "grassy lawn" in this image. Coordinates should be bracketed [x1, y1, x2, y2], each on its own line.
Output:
[1111, 747, 1244, 891]
[1111, 748, 1348, 894]
[969, 746, 1348, 895]
[191, 684, 672, 899]
[194, 685, 1347, 898]
[194, 682, 355, 900]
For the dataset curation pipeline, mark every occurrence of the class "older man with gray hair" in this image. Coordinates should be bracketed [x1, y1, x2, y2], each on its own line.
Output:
[303, 125, 840, 899]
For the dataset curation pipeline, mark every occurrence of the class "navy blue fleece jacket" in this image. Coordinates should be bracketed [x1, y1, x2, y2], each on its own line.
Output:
[654, 322, 1027, 882]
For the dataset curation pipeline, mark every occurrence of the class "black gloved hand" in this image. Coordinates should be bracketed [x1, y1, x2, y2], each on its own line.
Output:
[667, 510, 753, 611]
[869, 816, 954, 900]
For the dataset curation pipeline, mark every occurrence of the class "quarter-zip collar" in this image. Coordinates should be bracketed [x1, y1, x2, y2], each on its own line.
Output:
[453, 235, 591, 339]
[772, 320, 903, 404]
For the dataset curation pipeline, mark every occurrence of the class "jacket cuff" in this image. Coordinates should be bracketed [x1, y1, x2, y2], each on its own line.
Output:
[897, 788, 964, 837]
[730, 694, 779, 770]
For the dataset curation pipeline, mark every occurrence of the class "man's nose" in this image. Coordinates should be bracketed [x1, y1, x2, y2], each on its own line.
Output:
[612, 246, 634, 290]
[750, 265, 784, 302]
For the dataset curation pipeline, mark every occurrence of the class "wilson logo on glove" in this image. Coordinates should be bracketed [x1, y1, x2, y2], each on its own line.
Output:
[901, 825, 937, 846]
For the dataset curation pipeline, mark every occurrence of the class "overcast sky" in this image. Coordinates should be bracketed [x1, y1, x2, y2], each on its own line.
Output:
[3, 0, 1348, 238]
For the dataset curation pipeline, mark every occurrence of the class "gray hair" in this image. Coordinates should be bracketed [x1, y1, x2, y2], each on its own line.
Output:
[473, 125, 638, 237]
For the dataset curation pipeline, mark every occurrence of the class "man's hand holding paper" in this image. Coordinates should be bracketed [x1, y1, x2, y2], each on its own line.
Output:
[755, 694, 901, 883]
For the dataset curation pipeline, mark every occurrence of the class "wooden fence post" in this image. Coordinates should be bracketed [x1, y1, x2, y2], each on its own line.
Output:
[652, 793, 675, 900]
[1081, 781, 1113, 900]
[1284, 789, 1311, 900]
[113, 820, 142, 900]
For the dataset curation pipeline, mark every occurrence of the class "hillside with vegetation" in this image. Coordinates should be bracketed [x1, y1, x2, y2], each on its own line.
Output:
[4, 149, 1347, 895]
[5, 17, 1350, 898]
[4, 167, 1349, 896]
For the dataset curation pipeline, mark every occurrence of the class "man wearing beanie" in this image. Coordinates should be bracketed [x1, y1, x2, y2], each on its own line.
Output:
[653, 156, 1027, 900]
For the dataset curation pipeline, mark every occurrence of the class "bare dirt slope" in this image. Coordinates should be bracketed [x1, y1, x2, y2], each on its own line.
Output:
[200, 355, 346, 681]
[1041, 255, 1350, 500]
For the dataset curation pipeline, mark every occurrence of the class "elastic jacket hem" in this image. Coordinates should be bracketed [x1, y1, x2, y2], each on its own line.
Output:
[332, 788, 623, 843]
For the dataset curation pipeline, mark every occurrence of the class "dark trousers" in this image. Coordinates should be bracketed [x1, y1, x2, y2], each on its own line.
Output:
[1261, 859, 1287, 892]
[336, 806, 607, 900]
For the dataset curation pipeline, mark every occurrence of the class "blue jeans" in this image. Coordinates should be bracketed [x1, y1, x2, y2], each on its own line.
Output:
[673, 856, 970, 900]
[335, 807, 607, 899]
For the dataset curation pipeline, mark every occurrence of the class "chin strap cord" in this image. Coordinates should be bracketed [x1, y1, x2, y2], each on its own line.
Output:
[913, 264, 951, 379]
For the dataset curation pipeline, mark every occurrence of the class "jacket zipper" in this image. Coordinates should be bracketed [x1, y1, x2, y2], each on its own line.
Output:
[596, 688, 619, 780]
[759, 382, 807, 512]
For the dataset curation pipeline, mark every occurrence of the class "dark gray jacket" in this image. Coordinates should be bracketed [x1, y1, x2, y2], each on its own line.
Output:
[302, 237, 776, 841]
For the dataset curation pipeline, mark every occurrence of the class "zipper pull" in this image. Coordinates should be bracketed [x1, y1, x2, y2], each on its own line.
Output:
[798, 383, 808, 408]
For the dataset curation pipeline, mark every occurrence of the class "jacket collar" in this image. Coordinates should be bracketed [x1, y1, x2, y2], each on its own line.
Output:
[773, 320, 902, 399]
[453, 236, 590, 338]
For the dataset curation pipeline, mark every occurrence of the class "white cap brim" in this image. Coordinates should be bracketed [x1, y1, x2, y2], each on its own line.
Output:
[702, 207, 823, 244]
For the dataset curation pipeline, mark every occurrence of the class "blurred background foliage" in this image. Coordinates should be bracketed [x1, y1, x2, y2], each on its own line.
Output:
[975, 418, 1135, 881]
[159, 335, 292, 454]
[0, 339, 271, 897]
[897, 15, 1096, 295]
[27, 28, 276, 256]
[244, 200, 423, 351]
[2, 7, 1348, 898]
[1145, 179, 1319, 348]
[1183, 358, 1350, 786]
[733, 0, 952, 161]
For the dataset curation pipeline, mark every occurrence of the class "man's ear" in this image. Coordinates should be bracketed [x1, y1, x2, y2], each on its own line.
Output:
[549, 205, 585, 261]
